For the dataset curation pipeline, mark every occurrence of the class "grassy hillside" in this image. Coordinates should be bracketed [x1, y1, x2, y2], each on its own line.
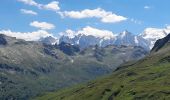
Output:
[35, 37, 170, 100]
[0, 34, 147, 100]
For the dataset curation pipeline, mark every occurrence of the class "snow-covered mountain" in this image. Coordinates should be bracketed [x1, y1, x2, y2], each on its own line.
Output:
[59, 27, 149, 50]
[114, 30, 150, 50]
[60, 34, 116, 48]
[140, 27, 170, 49]
[59, 26, 170, 51]
[115, 30, 135, 46]
[59, 26, 117, 48]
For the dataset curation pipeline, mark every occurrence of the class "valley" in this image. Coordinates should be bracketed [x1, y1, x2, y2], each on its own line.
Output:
[1, 0, 170, 100]
[0, 34, 147, 100]
[35, 33, 170, 100]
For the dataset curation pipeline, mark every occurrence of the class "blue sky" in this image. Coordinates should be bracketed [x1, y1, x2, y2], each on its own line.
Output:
[0, 0, 170, 37]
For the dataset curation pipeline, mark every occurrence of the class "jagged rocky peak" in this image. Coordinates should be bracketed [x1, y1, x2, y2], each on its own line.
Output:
[115, 30, 136, 46]
[151, 33, 170, 52]
[0, 34, 7, 45]
[119, 30, 133, 37]
[0, 34, 21, 45]
[59, 29, 151, 50]
[58, 42, 80, 56]
[40, 36, 58, 45]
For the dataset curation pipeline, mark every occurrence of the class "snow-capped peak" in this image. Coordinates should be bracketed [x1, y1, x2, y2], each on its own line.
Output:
[59, 26, 117, 48]
[119, 30, 133, 38]
[114, 30, 137, 46]
[140, 28, 167, 39]
[59, 26, 170, 51]
[140, 27, 170, 49]
[78, 26, 116, 39]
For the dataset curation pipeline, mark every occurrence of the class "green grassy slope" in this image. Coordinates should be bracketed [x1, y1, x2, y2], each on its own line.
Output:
[35, 40, 170, 100]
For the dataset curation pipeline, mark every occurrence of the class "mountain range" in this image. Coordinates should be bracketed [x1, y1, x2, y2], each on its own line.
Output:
[1, 27, 169, 51]
[58, 27, 170, 51]
[0, 34, 147, 100]
[35, 32, 170, 100]
[0, 26, 170, 100]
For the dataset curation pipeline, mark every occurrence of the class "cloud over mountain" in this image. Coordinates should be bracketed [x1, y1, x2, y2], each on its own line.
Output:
[0, 30, 53, 41]
[60, 26, 116, 39]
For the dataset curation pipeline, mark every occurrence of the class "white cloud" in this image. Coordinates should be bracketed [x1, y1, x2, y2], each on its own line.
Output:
[0, 30, 53, 41]
[18, 0, 60, 11]
[144, 6, 151, 9]
[101, 14, 127, 23]
[30, 21, 55, 30]
[59, 8, 127, 23]
[60, 26, 116, 39]
[20, 9, 37, 15]
[43, 1, 60, 11]
[17, 0, 41, 7]
[18, 1, 125, 23]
